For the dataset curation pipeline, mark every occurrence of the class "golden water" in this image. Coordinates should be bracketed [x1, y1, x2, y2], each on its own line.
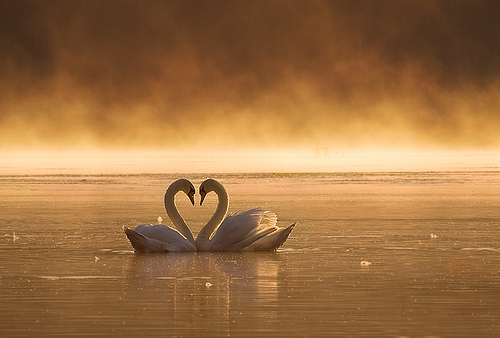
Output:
[1, 172, 500, 335]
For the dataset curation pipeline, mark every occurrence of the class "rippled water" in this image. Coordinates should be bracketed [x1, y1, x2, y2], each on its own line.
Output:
[1, 171, 500, 336]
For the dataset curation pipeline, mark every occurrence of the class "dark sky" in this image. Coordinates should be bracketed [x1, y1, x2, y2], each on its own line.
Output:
[1, 0, 500, 150]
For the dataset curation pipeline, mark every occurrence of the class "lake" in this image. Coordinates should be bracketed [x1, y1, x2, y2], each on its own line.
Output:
[1, 169, 500, 336]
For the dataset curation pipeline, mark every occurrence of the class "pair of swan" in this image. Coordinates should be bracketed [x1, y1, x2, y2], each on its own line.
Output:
[124, 179, 296, 252]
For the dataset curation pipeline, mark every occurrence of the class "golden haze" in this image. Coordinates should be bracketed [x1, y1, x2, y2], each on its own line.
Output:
[1, 1, 500, 161]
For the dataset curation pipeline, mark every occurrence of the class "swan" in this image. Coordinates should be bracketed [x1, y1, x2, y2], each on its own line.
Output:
[196, 178, 296, 251]
[123, 178, 197, 252]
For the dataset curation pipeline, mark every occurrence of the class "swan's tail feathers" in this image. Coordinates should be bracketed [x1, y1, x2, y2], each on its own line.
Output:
[274, 222, 296, 249]
[242, 222, 297, 251]
[229, 226, 277, 251]
[124, 227, 166, 253]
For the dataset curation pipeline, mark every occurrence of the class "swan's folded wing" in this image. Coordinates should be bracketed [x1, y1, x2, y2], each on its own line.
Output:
[209, 208, 267, 251]
[134, 224, 187, 243]
[124, 227, 169, 252]
[125, 225, 196, 252]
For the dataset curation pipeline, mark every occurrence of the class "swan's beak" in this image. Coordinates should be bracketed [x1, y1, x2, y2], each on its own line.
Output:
[188, 188, 195, 206]
[200, 187, 206, 205]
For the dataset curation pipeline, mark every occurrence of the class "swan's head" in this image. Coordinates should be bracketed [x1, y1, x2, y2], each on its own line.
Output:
[199, 178, 224, 205]
[199, 185, 207, 205]
[169, 178, 195, 205]
[185, 184, 195, 206]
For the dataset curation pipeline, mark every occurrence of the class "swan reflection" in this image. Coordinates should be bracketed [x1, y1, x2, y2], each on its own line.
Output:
[125, 252, 284, 335]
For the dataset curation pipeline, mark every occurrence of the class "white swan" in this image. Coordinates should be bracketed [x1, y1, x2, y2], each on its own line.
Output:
[196, 179, 295, 251]
[123, 179, 197, 252]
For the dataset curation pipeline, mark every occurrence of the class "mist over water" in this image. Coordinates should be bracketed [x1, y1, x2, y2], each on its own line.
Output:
[0, 149, 498, 175]
[1, 0, 500, 150]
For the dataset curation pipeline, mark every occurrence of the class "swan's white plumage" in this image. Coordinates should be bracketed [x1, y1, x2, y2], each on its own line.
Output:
[245, 222, 296, 251]
[196, 179, 295, 251]
[124, 225, 196, 252]
[208, 208, 274, 251]
[124, 179, 197, 253]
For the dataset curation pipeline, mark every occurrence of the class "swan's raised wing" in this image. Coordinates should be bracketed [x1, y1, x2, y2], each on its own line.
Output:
[209, 208, 282, 251]
[229, 211, 279, 250]
[244, 222, 296, 251]
[208, 208, 265, 251]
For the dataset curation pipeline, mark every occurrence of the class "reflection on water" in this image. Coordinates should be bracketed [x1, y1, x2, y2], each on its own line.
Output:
[124, 253, 283, 336]
[1, 172, 500, 335]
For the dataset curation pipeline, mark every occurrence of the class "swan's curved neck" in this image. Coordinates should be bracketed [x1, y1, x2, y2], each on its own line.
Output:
[196, 183, 228, 245]
[164, 187, 196, 246]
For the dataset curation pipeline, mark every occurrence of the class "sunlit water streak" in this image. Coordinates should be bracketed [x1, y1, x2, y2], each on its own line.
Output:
[1, 171, 500, 336]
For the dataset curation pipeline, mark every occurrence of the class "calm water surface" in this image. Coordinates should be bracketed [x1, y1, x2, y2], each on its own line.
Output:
[1, 172, 500, 336]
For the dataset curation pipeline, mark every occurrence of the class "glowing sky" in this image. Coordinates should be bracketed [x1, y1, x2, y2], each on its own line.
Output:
[1, 0, 500, 151]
